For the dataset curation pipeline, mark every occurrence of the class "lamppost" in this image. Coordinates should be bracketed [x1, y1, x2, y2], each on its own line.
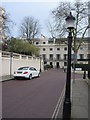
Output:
[10, 52, 13, 78]
[40, 55, 42, 72]
[62, 12, 75, 119]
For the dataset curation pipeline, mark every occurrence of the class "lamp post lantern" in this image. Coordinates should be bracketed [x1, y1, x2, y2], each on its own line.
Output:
[62, 12, 75, 119]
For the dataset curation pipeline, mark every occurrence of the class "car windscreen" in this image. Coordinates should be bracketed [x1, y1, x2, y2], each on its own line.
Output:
[18, 67, 29, 70]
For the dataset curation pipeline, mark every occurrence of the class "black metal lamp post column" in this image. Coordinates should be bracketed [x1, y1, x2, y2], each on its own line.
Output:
[62, 12, 75, 119]
[40, 55, 42, 72]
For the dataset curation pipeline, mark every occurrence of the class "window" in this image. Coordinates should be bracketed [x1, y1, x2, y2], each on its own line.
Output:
[42, 54, 46, 61]
[64, 47, 67, 51]
[88, 47, 90, 50]
[18, 67, 29, 70]
[56, 54, 60, 60]
[49, 54, 53, 60]
[79, 54, 84, 59]
[64, 54, 67, 60]
[57, 48, 60, 51]
[43, 48, 46, 51]
[44, 61, 47, 64]
[43, 42, 46, 44]
[29, 67, 35, 70]
[87, 54, 90, 59]
[64, 62, 67, 66]
[50, 62, 53, 68]
[48, 41, 53, 44]
[36, 42, 39, 45]
[50, 48, 53, 51]
[34, 68, 37, 71]
[80, 47, 83, 50]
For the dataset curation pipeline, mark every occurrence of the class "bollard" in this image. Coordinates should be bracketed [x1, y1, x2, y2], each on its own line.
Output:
[83, 70, 86, 79]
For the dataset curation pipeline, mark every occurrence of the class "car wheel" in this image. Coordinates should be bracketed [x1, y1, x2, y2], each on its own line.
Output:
[29, 74, 32, 80]
[38, 73, 40, 77]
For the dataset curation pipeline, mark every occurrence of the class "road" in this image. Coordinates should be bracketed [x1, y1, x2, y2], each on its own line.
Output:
[2, 69, 83, 118]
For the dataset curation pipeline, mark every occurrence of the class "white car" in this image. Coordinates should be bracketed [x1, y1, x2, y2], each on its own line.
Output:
[14, 67, 40, 80]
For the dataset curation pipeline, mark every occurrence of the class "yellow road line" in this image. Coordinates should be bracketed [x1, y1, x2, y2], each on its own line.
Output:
[54, 89, 65, 119]
[51, 84, 65, 120]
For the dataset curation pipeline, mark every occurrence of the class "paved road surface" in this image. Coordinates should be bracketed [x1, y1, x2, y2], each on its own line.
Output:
[2, 69, 83, 118]
[2, 69, 66, 118]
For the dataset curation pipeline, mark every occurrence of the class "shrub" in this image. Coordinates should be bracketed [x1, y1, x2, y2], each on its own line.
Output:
[44, 64, 51, 70]
[72, 63, 88, 71]
[7, 39, 40, 56]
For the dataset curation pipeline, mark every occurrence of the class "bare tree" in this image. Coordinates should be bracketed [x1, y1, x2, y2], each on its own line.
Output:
[47, 20, 56, 38]
[51, 1, 89, 56]
[47, 19, 66, 38]
[20, 16, 41, 41]
[47, 2, 70, 38]
[3, 13, 15, 38]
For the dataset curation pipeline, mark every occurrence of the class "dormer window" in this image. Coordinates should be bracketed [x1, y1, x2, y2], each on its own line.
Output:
[36, 42, 39, 45]
[50, 48, 53, 51]
[64, 47, 67, 51]
[57, 48, 60, 51]
[43, 42, 46, 44]
[43, 48, 46, 51]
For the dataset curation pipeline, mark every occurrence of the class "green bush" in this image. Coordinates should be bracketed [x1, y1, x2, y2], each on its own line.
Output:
[44, 64, 51, 70]
[7, 38, 40, 56]
[72, 63, 88, 71]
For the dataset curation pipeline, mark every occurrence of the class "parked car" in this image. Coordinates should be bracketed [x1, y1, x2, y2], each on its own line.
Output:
[14, 67, 40, 80]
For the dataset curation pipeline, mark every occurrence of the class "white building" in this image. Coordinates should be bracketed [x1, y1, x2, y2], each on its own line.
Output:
[33, 35, 89, 69]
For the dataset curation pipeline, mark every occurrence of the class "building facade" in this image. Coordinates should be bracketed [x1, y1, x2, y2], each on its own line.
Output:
[34, 35, 89, 69]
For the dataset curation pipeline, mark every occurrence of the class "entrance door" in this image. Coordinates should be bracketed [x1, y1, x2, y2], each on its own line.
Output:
[56, 62, 59, 68]
[50, 62, 53, 68]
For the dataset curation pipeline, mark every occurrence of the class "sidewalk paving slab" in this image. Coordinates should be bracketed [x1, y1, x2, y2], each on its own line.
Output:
[0, 75, 14, 82]
[71, 79, 89, 119]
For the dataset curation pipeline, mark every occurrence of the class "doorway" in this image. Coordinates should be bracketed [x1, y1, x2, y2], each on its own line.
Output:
[50, 62, 53, 68]
[56, 62, 59, 68]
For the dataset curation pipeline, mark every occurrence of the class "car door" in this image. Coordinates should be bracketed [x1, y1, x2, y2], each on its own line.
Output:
[33, 68, 38, 77]
[29, 67, 35, 77]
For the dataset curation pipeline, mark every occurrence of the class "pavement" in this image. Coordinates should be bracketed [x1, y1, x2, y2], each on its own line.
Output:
[0, 75, 14, 82]
[71, 78, 89, 119]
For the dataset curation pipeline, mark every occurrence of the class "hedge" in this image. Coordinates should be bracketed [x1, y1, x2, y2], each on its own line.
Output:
[72, 63, 88, 71]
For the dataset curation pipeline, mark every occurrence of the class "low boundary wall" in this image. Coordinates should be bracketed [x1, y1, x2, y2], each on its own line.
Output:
[0, 51, 44, 79]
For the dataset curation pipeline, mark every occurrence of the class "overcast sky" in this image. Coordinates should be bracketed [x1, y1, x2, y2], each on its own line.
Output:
[2, 0, 89, 38]
[2, 2, 60, 38]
